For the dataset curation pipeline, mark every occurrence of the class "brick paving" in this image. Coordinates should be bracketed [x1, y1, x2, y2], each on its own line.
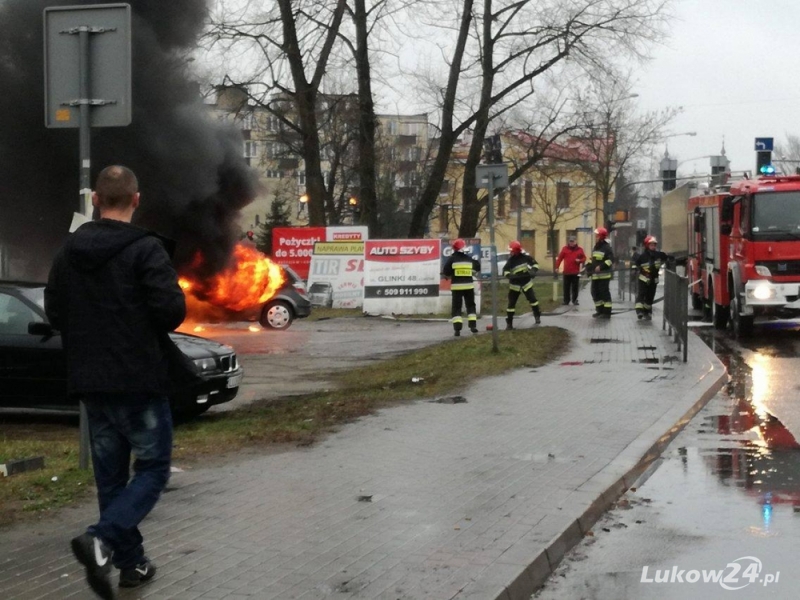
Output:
[0, 282, 726, 599]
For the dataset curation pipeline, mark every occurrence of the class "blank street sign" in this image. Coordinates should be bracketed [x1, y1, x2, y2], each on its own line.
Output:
[44, 4, 132, 128]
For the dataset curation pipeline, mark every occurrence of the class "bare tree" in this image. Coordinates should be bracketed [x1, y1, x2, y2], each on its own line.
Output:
[525, 164, 597, 272]
[206, 0, 347, 226]
[774, 134, 800, 175]
[407, 0, 671, 238]
[566, 76, 679, 222]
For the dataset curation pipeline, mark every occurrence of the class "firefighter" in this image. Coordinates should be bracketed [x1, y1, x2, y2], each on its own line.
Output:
[442, 238, 481, 336]
[635, 235, 669, 320]
[502, 240, 541, 329]
[589, 227, 614, 318]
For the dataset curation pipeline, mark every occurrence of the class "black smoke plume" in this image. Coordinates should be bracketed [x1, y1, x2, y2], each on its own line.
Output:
[0, 0, 257, 281]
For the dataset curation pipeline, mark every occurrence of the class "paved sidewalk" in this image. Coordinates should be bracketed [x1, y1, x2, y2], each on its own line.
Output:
[0, 281, 726, 600]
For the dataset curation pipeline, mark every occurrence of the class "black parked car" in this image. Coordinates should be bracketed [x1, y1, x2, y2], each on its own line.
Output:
[0, 282, 243, 417]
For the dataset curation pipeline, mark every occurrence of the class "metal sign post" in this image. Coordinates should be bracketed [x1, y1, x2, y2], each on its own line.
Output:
[44, 4, 132, 470]
[476, 165, 509, 353]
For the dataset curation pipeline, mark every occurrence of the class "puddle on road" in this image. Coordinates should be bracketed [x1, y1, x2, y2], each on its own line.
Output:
[539, 326, 800, 599]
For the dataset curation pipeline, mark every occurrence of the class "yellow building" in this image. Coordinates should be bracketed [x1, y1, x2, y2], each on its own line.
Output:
[435, 131, 607, 271]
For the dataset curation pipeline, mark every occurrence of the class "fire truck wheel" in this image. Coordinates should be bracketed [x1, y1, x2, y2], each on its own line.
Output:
[261, 300, 294, 330]
[691, 293, 703, 311]
[712, 302, 729, 330]
[729, 293, 753, 338]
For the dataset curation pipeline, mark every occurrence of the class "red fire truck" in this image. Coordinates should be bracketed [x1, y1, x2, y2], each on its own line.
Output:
[687, 174, 800, 337]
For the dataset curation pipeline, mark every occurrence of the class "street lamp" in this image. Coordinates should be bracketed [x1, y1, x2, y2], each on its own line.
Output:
[297, 193, 309, 220]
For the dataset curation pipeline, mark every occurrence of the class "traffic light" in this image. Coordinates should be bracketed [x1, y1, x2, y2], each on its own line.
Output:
[756, 151, 774, 175]
[660, 155, 677, 191]
[482, 134, 503, 164]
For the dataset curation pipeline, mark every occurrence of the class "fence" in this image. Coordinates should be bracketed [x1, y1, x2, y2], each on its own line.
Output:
[614, 264, 637, 302]
[662, 268, 688, 362]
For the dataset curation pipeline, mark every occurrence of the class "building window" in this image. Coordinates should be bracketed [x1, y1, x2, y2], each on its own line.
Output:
[497, 191, 506, 218]
[297, 170, 306, 186]
[438, 204, 449, 233]
[386, 121, 398, 135]
[255, 214, 261, 226]
[556, 181, 571, 209]
[265, 170, 283, 179]
[243, 141, 257, 158]
[241, 113, 254, 131]
[265, 115, 281, 132]
[510, 186, 520, 211]
[547, 229, 560, 257]
[264, 142, 282, 158]
[525, 180, 533, 207]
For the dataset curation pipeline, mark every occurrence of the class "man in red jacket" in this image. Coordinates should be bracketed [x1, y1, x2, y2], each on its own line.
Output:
[554, 236, 586, 305]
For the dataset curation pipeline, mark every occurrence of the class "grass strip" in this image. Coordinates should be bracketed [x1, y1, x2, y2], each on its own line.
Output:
[0, 325, 570, 526]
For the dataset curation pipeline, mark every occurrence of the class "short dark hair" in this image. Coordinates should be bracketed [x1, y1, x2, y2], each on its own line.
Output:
[95, 165, 138, 210]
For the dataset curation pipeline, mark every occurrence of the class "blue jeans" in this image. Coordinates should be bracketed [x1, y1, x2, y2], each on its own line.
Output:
[83, 395, 172, 569]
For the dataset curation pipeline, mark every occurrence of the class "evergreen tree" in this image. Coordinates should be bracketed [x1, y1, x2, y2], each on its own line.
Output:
[256, 188, 293, 255]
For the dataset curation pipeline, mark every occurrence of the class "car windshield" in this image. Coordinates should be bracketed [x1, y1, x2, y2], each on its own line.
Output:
[281, 265, 302, 285]
[751, 191, 800, 238]
[18, 286, 45, 310]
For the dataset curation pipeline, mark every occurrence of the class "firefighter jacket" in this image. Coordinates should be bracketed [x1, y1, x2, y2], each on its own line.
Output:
[588, 240, 614, 280]
[555, 244, 586, 275]
[443, 251, 481, 291]
[635, 248, 669, 283]
[502, 252, 539, 285]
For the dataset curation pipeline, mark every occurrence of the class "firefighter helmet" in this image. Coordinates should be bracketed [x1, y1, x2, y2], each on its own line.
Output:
[451, 238, 466, 251]
[594, 227, 609, 238]
[644, 235, 658, 246]
[509, 240, 523, 255]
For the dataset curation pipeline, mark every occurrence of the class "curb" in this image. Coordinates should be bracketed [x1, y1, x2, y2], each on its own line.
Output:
[487, 330, 728, 600]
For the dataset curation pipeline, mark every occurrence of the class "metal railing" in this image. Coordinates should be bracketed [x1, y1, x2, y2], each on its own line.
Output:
[613, 264, 637, 302]
[662, 269, 688, 362]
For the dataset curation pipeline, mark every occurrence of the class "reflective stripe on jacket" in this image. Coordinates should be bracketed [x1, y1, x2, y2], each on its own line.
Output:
[636, 249, 668, 283]
[502, 252, 539, 285]
[443, 251, 481, 291]
[589, 240, 614, 281]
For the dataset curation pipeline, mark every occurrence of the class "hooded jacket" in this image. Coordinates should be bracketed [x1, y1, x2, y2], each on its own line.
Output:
[45, 219, 186, 398]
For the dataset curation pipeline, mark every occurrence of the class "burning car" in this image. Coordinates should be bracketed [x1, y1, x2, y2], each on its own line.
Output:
[0, 281, 242, 418]
[180, 244, 310, 330]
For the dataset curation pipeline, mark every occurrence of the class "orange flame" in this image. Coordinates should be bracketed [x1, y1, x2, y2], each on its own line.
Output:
[179, 243, 285, 315]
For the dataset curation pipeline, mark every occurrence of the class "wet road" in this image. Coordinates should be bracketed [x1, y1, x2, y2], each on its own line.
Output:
[535, 322, 800, 600]
[182, 316, 450, 411]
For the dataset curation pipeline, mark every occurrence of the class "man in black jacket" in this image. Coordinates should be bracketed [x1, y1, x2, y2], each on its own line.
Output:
[45, 166, 185, 598]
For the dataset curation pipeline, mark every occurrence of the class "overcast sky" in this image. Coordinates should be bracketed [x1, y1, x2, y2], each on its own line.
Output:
[635, 0, 800, 177]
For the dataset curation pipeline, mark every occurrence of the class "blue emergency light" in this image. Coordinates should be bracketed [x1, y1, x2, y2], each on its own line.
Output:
[759, 164, 776, 175]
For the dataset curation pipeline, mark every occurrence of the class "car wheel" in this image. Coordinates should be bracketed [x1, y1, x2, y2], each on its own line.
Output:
[261, 300, 294, 330]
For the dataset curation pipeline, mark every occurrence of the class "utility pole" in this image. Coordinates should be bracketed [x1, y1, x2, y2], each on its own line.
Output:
[476, 163, 508, 353]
